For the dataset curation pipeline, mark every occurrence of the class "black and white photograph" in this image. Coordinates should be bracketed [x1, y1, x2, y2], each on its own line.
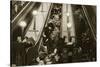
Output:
[10, 0, 96, 66]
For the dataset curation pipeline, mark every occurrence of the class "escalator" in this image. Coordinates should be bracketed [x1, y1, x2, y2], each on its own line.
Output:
[81, 5, 96, 61]
[11, 2, 41, 41]
[81, 5, 96, 40]
[25, 3, 55, 65]
[11, 1, 42, 65]
[11, 1, 54, 65]
[72, 5, 96, 62]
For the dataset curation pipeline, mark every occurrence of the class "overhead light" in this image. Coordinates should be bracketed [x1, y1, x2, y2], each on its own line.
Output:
[67, 22, 72, 28]
[66, 13, 70, 17]
[19, 21, 27, 28]
[32, 10, 38, 15]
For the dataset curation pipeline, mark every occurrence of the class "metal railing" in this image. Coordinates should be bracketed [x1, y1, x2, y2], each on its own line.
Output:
[81, 5, 96, 40]
[11, 2, 35, 31]
[11, 2, 31, 23]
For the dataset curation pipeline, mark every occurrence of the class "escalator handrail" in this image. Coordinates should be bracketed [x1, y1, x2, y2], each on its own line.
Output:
[82, 6, 96, 34]
[11, 2, 31, 23]
[11, 2, 36, 31]
[81, 5, 96, 40]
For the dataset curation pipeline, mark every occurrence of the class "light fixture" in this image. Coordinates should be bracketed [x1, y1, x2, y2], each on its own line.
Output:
[66, 12, 70, 17]
[67, 22, 72, 28]
[19, 21, 27, 28]
[32, 10, 38, 15]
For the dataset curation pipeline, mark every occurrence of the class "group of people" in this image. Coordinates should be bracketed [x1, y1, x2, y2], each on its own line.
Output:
[11, 4, 96, 66]
[11, 4, 74, 66]
[32, 4, 62, 65]
[35, 4, 73, 65]
[11, 36, 35, 66]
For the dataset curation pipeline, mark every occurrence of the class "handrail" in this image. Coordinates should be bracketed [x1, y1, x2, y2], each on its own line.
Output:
[11, 2, 31, 23]
[82, 6, 96, 34]
[11, 2, 35, 31]
[81, 5, 96, 40]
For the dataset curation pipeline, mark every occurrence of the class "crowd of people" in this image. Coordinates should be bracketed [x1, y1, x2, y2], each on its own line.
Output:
[11, 4, 96, 66]
[11, 4, 75, 66]
[37, 4, 63, 64]
[11, 36, 35, 66]
[35, 4, 73, 65]
[11, 4, 65, 66]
